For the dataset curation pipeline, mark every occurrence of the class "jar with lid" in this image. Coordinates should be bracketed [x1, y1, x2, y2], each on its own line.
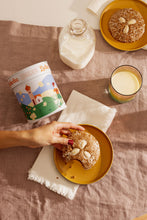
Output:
[58, 18, 96, 69]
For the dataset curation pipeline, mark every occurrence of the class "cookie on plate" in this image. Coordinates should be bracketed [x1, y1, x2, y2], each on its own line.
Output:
[62, 130, 100, 169]
[108, 8, 145, 43]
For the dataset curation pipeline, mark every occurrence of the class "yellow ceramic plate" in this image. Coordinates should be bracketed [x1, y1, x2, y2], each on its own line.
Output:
[54, 124, 113, 184]
[100, 0, 147, 51]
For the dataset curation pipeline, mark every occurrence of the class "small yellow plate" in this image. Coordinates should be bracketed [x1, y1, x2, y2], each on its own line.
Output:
[100, 0, 147, 51]
[54, 124, 113, 184]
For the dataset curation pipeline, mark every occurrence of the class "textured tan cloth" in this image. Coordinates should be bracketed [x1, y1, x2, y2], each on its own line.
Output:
[0, 21, 147, 220]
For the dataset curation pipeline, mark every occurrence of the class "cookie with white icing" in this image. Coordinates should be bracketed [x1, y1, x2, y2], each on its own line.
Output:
[62, 130, 100, 169]
[108, 8, 145, 43]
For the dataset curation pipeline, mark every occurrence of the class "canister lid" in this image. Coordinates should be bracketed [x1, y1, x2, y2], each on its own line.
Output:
[8, 61, 51, 89]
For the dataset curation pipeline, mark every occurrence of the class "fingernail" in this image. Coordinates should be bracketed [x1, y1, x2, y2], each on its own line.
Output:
[68, 139, 74, 146]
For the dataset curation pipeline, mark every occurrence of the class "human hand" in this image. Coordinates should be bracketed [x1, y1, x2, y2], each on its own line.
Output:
[28, 121, 84, 149]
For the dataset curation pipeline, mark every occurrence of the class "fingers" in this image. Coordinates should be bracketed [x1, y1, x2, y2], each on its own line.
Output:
[53, 143, 63, 151]
[55, 137, 69, 145]
[53, 136, 73, 146]
[60, 129, 71, 136]
[53, 138, 74, 151]
[48, 121, 84, 147]
[56, 122, 85, 131]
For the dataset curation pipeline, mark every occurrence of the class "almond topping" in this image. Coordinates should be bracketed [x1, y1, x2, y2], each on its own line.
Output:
[123, 25, 129, 34]
[119, 17, 126, 23]
[84, 151, 91, 158]
[128, 19, 136, 25]
[79, 140, 87, 149]
[70, 148, 80, 156]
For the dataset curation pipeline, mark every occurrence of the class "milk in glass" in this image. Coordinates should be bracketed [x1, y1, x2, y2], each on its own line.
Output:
[59, 19, 96, 69]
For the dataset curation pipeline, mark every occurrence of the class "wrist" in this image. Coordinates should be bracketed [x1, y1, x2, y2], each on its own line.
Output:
[14, 129, 45, 148]
[28, 127, 52, 146]
[9, 130, 34, 147]
[17, 130, 34, 147]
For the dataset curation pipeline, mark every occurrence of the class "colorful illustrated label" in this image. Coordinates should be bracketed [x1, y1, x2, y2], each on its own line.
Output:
[12, 63, 66, 121]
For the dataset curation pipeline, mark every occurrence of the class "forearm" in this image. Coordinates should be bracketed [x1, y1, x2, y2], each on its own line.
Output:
[0, 122, 84, 149]
[0, 130, 33, 149]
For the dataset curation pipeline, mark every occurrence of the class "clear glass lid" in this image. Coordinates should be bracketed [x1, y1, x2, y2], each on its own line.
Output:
[69, 18, 87, 35]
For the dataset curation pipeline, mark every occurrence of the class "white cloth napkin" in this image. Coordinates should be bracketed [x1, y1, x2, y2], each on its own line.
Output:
[28, 90, 116, 200]
[87, 0, 147, 50]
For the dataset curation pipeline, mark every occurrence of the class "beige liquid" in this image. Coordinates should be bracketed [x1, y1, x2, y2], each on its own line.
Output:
[111, 71, 140, 95]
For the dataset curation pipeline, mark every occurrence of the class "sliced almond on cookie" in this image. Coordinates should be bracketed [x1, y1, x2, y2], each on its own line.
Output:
[123, 25, 129, 34]
[79, 140, 87, 149]
[84, 151, 91, 158]
[119, 17, 126, 23]
[128, 19, 136, 25]
[70, 148, 80, 156]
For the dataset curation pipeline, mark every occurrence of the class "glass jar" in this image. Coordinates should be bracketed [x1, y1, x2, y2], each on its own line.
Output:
[58, 18, 96, 69]
[108, 65, 142, 103]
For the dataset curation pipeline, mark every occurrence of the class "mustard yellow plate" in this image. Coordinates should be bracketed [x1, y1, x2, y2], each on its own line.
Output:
[54, 124, 113, 184]
[100, 0, 147, 51]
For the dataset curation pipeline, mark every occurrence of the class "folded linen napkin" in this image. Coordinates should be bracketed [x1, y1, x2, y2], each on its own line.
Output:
[28, 90, 116, 200]
[87, 0, 147, 50]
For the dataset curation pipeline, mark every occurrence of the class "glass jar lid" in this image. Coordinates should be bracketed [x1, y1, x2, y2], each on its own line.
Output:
[69, 18, 87, 35]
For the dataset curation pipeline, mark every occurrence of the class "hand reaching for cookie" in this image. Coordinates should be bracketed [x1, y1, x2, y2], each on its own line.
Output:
[29, 121, 84, 149]
[0, 121, 84, 149]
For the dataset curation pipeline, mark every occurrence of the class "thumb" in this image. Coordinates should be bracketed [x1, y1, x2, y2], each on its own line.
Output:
[54, 137, 69, 145]
[54, 137, 74, 146]
[53, 143, 63, 151]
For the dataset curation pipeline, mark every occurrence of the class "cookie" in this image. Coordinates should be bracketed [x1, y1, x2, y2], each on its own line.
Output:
[62, 130, 100, 169]
[108, 8, 145, 43]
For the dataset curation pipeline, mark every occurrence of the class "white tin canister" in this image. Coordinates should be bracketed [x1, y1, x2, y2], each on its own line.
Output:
[8, 61, 66, 122]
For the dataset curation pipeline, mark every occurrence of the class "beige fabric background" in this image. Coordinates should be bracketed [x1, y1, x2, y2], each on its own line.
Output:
[0, 21, 147, 220]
